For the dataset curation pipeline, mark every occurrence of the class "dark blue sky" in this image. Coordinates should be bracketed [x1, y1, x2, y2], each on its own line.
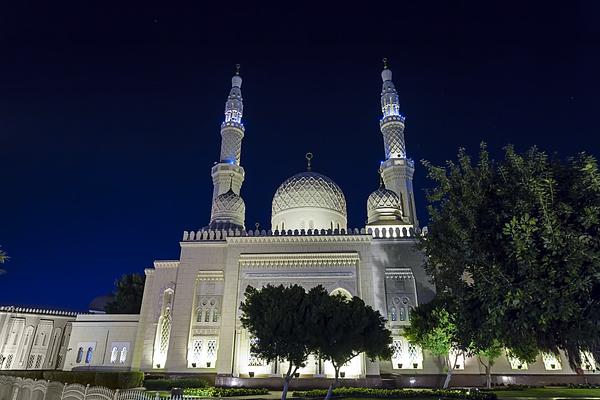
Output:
[1, 2, 599, 310]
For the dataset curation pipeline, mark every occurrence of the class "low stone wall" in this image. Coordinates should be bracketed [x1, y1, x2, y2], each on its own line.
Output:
[216, 373, 600, 389]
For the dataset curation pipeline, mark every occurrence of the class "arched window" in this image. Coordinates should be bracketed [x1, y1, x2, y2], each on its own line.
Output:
[76, 347, 83, 363]
[281, 222, 285, 231]
[390, 306, 397, 321]
[196, 309, 203, 322]
[85, 347, 93, 364]
[212, 309, 219, 323]
[399, 306, 407, 321]
[120, 347, 128, 364]
[110, 346, 118, 363]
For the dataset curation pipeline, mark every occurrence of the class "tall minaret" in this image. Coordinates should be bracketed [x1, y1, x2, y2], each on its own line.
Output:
[209, 65, 246, 227]
[211, 65, 245, 200]
[378, 58, 418, 228]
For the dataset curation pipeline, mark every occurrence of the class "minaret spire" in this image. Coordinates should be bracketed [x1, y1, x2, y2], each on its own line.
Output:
[378, 59, 419, 227]
[208, 66, 247, 229]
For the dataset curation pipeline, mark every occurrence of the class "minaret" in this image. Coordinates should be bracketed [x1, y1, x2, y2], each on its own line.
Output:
[209, 65, 246, 228]
[378, 58, 418, 228]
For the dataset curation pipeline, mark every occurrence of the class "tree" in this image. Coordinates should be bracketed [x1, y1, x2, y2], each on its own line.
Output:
[307, 287, 393, 400]
[404, 299, 461, 388]
[0, 246, 9, 275]
[419, 144, 600, 369]
[476, 341, 503, 389]
[104, 273, 146, 314]
[240, 284, 316, 400]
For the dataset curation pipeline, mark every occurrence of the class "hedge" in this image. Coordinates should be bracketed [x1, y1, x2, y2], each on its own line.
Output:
[183, 388, 269, 397]
[144, 378, 210, 391]
[292, 387, 497, 400]
[0, 371, 143, 390]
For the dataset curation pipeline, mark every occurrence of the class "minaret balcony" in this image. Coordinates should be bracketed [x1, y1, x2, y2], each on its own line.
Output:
[221, 121, 245, 130]
[380, 114, 406, 126]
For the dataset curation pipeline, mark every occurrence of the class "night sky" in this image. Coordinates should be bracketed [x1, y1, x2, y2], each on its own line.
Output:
[1, 2, 599, 311]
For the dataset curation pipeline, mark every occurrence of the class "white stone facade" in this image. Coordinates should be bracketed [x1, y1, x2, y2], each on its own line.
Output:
[0, 307, 76, 371]
[63, 314, 138, 371]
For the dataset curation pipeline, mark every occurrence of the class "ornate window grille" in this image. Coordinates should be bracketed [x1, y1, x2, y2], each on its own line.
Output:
[27, 355, 35, 369]
[248, 337, 264, 367]
[542, 352, 561, 370]
[581, 351, 597, 371]
[407, 344, 423, 368]
[191, 339, 203, 365]
[206, 340, 218, 362]
[35, 355, 43, 369]
[5, 355, 13, 369]
[391, 340, 403, 364]
[507, 352, 528, 370]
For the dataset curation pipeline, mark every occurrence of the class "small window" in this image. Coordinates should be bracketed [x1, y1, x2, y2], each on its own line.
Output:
[399, 306, 407, 321]
[212, 309, 219, 323]
[110, 347, 118, 363]
[120, 347, 128, 364]
[390, 306, 397, 321]
[85, 347, 93, 364]
[76, 347, 83, 363]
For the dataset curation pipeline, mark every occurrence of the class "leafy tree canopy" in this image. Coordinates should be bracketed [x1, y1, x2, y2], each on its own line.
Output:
[307, 287, 392, 398]
[419, 144, 600, 368]
[104, 273, 145, 314]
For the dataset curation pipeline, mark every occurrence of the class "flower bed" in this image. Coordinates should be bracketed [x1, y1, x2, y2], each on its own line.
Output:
[292, 387, 497, 400]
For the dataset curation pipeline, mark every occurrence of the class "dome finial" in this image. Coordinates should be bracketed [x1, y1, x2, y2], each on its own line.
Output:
[235, 64, 241, 75]
[383, 57, 388, 69]
[378, 167, 385, 188]
[305, 152, 313, 171]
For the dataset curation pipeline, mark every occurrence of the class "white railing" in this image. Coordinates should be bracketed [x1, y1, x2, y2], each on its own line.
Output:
[0, 377, 194, 400]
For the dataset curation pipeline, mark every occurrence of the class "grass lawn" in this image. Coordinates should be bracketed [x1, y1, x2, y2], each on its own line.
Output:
[493, 387, 600, 398]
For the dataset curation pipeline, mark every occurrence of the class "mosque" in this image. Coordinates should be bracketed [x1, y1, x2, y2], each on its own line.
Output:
[0, 63, 597, 387]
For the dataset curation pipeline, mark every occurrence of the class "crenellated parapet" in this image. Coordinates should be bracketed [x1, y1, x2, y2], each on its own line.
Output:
[0, 305, 79, 317]
[182, 226, 425, 242]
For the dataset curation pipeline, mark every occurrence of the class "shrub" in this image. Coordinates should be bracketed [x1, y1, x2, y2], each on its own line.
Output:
[183, 387, 269, 397]
[292, 387, 497, 400]
[0, 371, 44, 380]
[0, 371, 142, 390]
[118, 372, 144, 389]
[144, 378, 210, 391]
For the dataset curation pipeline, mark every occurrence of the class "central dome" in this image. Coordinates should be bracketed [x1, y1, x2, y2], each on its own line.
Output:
[271, 171, 347, 231]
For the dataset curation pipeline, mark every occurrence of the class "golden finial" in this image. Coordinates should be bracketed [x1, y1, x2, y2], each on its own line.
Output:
[382, 58, 388, 69]
[305, 152, 313, 171]
[235, 64, 241, 75]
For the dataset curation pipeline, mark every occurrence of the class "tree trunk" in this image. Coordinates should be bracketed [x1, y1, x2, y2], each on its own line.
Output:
[485, 364, 491, 389]
[442, 369, 453, 389]
[324, 367, 340, 400]
[281, 364, 297, 400]
[281, 377, 290, 400]
[443, 353, 459, 389]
